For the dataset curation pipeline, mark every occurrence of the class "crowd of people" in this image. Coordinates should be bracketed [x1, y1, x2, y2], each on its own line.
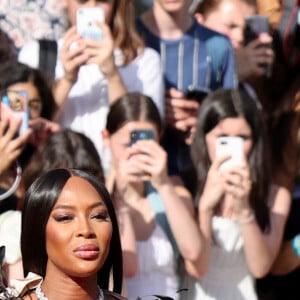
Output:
[0, 0, 299, 300]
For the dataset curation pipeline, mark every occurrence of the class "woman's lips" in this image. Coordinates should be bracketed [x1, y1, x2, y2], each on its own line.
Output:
[73, 245, 100, 259]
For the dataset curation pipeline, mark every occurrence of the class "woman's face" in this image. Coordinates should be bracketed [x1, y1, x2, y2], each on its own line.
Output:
[205, 117, 253, 162]
[108, 121, 159, 169]
[200, 0, 255, 50]
[6, 82, 42, 119]
[63, 0, 115, 26]
[45, 176, 112, 277]
[154, 0, 192, 13]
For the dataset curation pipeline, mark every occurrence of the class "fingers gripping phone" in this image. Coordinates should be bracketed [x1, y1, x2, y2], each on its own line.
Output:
[244, 15, 269, 45]
[216, 136, 244, 170]
[130, 129, 155, 180]
[76, 7, 105, 41]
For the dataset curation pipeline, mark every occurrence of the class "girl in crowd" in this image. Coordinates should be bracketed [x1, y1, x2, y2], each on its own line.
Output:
[102, 92, 201, 299]
[22, 128, 105, 190]
[20, 168, 125, 300]
[0, 61, 60, 282]
[183, 88, 291, 299]
[0, 61, 59, 212]
[18, 0, 164, 165]
[194, 0, 274, 84]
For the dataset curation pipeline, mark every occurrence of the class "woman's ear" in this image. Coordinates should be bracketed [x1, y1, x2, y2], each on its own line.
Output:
[194, 13, 204, 24]
[101, 129, 110, 149]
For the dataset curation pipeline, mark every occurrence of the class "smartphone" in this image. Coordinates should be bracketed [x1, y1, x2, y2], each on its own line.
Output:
[244, 15, 269, 45]
[215, 136, 244, 170]
[76, 7, 105, 41]
[130, 129, 155, 146]
[129, 129, 155, 181]
[186, 88, 208, 104]
[1, 90, 29, 136]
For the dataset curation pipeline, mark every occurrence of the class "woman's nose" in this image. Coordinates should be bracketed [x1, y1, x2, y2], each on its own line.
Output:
[76, 218, 96, 238]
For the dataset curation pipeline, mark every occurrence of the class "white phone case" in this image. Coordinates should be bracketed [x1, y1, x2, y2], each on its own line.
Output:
[76, 7, 105, 41]
[216, 136, 244, 170]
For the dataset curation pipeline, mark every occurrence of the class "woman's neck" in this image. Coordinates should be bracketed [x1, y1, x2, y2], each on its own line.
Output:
[141, 7, 193, 40]
[41, 271, 99, 300]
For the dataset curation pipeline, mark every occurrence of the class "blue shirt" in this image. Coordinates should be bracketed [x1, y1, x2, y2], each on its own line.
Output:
[136, 18, 237, 93]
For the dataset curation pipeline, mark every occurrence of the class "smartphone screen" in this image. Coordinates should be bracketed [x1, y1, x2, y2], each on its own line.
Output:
[215, 136, 244, 170]
[130, 129, 155, 146]
[76, 7, 105, 41]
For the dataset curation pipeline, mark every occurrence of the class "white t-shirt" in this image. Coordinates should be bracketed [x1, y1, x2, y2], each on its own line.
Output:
[18, 39, 165, 164]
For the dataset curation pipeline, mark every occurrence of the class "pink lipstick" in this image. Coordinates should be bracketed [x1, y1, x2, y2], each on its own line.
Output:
[73, 244, 99, 260]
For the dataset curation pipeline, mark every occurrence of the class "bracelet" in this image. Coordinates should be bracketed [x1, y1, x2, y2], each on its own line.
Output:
[291, 234, 300, 258]
[0, 160, 22, 202]
[236, 210, 255, 225]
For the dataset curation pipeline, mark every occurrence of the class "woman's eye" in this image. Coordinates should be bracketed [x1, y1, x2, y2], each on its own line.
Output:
[54, 215, 73, 222]
[91, 212, 109, 220]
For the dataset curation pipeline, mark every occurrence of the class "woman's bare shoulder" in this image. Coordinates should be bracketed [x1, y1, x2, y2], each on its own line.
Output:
[268, 183, 291, 216]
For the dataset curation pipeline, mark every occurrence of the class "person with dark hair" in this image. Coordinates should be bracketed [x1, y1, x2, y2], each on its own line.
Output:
[0, 62, 60, 282]
[0, 29, 17, 63]
[136, 0, 236, 187]
[19, 168, 125, 300]
[103, 92, 201, 299]
[181, 88, 291, 299]
[0, 61, 57, 121]
[22, 129, 105, 191]
[0, 61, 60, 213]
[193, 0, 274, 86]
[18, 0, 164, 167]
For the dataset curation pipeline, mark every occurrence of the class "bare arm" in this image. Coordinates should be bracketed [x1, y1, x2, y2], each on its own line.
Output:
[132, 140, 203, 262]
[83, 22, 127, 103]
[116, 204, 138, 278]
[240, 185, 291, 277]
[53, 27, 89, 114]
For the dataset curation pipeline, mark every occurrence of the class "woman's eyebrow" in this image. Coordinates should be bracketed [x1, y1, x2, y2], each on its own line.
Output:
[53, 201, 105, 210]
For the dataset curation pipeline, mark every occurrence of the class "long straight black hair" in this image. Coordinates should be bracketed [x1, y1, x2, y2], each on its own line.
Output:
[21, 168, 123, 293]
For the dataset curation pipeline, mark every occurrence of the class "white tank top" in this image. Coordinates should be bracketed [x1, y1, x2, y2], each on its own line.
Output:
[182, 216, 258, 300]
[126, 224, 179, 300]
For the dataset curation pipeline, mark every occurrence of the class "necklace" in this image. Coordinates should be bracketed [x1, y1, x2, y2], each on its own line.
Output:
[35, 284, 104, 300]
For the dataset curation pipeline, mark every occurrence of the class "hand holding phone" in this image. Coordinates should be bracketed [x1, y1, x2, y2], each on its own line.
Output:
[186, 87, 209, 104]
[216, 136, 244, 170]
[244, 15, 270, 45]
[129, 129, 155, 181]
[76, 7, 105, 41]
[1, 90, 29, 136]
